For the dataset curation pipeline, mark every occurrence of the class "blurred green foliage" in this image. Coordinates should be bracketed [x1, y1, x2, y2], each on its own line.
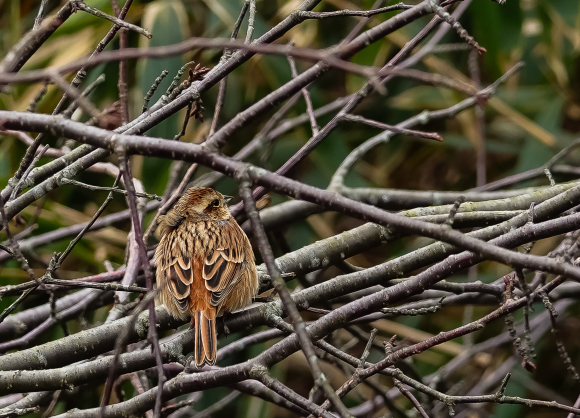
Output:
[1, 0, 580, 416]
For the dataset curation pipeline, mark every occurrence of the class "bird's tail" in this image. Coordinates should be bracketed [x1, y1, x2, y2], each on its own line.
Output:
[192, 308, 217, 367]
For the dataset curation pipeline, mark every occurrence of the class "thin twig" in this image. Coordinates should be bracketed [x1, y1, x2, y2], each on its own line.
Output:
[59, 178, 162, 200]
[43, 279, 147, 293]
[297, 3, 412, 19]
[341, 114, 443, 141]
[208, 2, 250, 136]
[72, 0, 152, 38]
[49, 72, 101, 118]
[287, 43, 319, 136]
[239, 176, 353, 418]
[118, 154, 165, 418]
[142, 70, 168, 113]
[245, 0, 256, 43]
[9, 144, 49, 201]
[33, 0, 51, 29]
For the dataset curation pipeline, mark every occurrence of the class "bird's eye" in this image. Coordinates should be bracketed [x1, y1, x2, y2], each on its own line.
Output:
[211, 199, 220, 207]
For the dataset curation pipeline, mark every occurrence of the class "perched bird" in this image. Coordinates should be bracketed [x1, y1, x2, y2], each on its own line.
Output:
[154, 187, 258, 367]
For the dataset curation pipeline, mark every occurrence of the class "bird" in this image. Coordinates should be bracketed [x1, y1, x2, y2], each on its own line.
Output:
[154, 187, 258, 367]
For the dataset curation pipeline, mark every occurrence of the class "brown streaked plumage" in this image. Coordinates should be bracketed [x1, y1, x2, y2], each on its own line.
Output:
[154, 187, 258, 367]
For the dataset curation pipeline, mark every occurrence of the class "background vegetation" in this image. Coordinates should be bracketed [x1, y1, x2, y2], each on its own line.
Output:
[1, 0, 580, 417]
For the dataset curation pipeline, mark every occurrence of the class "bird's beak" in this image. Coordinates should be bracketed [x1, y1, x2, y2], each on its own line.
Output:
[223, 195, 233, 203]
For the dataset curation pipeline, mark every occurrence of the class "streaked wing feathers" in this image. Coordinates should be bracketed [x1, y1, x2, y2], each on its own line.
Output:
[168, 255, 193, 305]
[210, 278, 240, 306]
[203, 248, 243, 306]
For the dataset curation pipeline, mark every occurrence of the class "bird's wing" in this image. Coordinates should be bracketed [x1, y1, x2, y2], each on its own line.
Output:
[203, 223, 246, 306]
[167, 255, 193, 313]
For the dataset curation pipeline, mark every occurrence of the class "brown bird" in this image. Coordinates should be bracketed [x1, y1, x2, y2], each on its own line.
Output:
[154, 187, 258, 367]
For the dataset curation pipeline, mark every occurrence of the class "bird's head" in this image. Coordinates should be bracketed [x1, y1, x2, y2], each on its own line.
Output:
[181, 187, 233, 221]
[158, 187, 233, 236]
